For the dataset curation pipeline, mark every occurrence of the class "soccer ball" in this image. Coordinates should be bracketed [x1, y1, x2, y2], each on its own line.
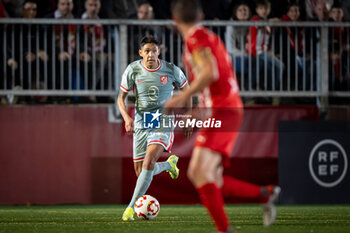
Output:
[134, 195, 160, 220]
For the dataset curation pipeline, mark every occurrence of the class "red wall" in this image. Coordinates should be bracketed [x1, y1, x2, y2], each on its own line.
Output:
[0, 105, 318, 205]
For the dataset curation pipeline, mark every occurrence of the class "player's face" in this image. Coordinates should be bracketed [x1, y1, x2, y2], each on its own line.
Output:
[139, 43, 160, 69]
[287, 5, 300, 21]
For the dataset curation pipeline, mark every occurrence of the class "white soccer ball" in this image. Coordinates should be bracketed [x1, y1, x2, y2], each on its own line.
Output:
[134, 195, 160, 220]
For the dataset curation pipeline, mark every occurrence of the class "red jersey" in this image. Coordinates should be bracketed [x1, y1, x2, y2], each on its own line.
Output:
[246, 16, 270, 56]
[184, 26, 243, 161]
[183, 26, 242, 109]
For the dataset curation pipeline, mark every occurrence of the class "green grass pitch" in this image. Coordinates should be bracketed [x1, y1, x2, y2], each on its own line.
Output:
[0, 205, 349, 233]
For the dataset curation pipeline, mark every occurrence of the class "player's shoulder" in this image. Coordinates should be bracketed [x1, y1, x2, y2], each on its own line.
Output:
[160, 59, 179, 72]
[192, 26, 209, 38]
[187, 26, 217, 49]
[188, 27, 209, 43]
[128, 60, 143, 71]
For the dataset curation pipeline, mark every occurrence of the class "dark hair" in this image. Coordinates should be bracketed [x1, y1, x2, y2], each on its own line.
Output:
[171, 0, 202, 23]
[330, 2, 343, 10]
[23, 0, 37, 5]
[232, 2, 252, 20]
[255, 0, 270, 8]
[286, 2, 299, 13]
[140, 36, 161, 48]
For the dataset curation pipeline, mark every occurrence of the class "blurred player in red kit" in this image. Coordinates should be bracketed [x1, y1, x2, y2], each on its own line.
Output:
[165, 0, 281, 232]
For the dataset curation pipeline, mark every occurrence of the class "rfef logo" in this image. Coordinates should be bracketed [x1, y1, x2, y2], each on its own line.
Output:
[309, 139, 348, 188]
[143, 110, 161, 129]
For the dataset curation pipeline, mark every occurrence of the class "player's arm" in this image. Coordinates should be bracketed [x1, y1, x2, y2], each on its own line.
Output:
[165, 47, 218, 109]
[117, 91, 134, 133]
[181, 83, 192, 111]
[185, 47, 218, 96]
[179, 83, 193, 138]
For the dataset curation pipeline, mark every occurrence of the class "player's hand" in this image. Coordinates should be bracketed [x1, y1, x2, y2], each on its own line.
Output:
[124, 116, 135, 133]
[164, 94, 185, 114]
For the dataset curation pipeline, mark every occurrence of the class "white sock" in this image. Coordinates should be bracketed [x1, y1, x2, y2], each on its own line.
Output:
[127, 168, 153, 209]
[153, 161, 172, 176]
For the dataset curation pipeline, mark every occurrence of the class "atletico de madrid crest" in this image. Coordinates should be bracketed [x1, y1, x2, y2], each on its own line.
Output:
[160, 75, 168, 85]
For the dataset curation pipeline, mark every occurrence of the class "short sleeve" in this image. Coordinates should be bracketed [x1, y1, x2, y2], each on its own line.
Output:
[174, 66, 188, 88]
[120, 65, 134, 92]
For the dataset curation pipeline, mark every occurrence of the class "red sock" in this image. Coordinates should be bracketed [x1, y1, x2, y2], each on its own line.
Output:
[197, 183, 230, 232]
[222, 176, 267, 202]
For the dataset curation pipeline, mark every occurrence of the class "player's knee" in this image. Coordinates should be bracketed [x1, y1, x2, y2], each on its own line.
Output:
[142, 157, 156, 170]
[216, 166, 224, 187]
[187, 162, 210, 183]
[135, 168, 141, 177]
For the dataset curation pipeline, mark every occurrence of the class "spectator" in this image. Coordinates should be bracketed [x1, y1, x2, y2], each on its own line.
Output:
[136, 2, 154, 19]
[79, 0, 107, 97]
[35, 0, 56, 18]
[328, 3, 349, 90]
[339, 0, 350, 21]
[147, 0, 171, 19]
[225, 2, 256, 90]
[1, 0, 24, 17]
[247, 0, 284, 92]
[305, 0, 332, 21]
[21, 1, 49, 90]
[279, 3, 316, 91]
[22, 0, 49, 103]
[129, 2, 161, 62]
[45, 0, 76, 93]
[200, 0, 232, 20]
[99, 0, 141, 19]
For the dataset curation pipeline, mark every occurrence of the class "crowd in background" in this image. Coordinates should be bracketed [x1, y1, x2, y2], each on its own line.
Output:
[0, 0, 349, 105]
[226, 0, 350, 98]
[1, 0, 350, 21]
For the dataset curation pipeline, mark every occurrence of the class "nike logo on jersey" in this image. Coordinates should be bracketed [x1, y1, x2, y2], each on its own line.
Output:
[137, 80, 144, 83]
[159, 138, 165, 141]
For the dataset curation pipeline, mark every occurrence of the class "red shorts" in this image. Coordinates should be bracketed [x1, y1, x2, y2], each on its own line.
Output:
[194, 109, 243, 167]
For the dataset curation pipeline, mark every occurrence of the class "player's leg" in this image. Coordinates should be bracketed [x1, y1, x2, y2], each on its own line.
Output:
[122, 144, 164, 221]
[153, 161, 170, 175]
[221, 175, 280, 226]
[127, 144, 164, 207]
[222, 176, 269, 201]
[150, 131, 179, 179]
[133, 156, 177, 178]
[261, 185, 281, 226]
[133, 161, 143, 177]
[142, 144, 164, 170]
[188, 147, 233, 233]
[122, 129, 148, 221]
